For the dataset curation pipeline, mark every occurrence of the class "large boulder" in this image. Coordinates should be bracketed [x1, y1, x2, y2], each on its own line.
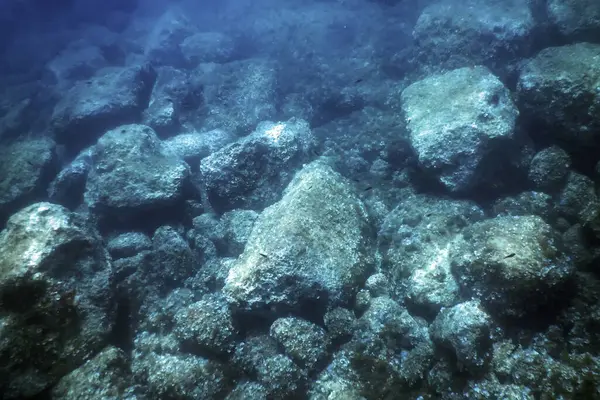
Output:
[0, 137, 57, 225]
[84, 124, 191, 227]
[223, 161, 375, 317]
[450, 215, 575, 318]
[401, 66, 524, 193]
[0, 203, 114, 398]
[51, 64, 157, 152]
[517, 42, 600, 149]
[413, 0, 535, 70]
[547, 0, 600, 41]
[200, 118, 316, 213]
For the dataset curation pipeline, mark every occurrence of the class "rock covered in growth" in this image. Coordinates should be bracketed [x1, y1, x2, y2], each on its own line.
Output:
[51, 64, 157, 151]
[223, 161, 375, 317]
[84, 124, 191, 224]
[348, 296, 435, 397]
[528, 146, 572, 193]
[378, 192, 484, 304]
[132, 332, 228, 400]
[547, 0, 600, 40]
[0, 203, 114, 398]
[180, 32, 236, 66]
[0, 137, 57, 222]
[225, 381, 268, 400]
[413, 0, 534, 69]
[401, 66, 522, 193]
[48, 147, 93, 209]
[199, 59, 278, 135]
[557, 171, 599, 222]
[429, 300, 493, 373]
[164, 129, 235, 168]
[150, 226, 197, 292]
[200, 118, 317, 213]
[233, 335, 307, 399]
[107, 231, 153, 260]
[173, 293, 238, 357]
[450, 215, 575, 318]
[517, 42, 600, 148]
[269, 317, 330, 374]
[52, 346, 137, 400]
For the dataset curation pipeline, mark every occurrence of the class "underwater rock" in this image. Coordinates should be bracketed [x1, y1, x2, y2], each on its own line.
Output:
[450, 215, 575, 318]
[106, 231, 152, 260]
[198, 59, 278, 135]
[132, 332, 228, 400]
[84, 124, 191, 227]
[233, 335, 307, 399]
[401, 66, 523, 193]
[528, 146, 572, 193]
[0, 137, 57, 224]
[547, 0, 600, 41]
[173, 293, 238, 357]
[51, 64, 157, 152]
[269, 317, 330, 374]
[52, 346, 137, 400]
[180, 31, 236, 66]
[48, 147, 93, 209]
[378, 192, 484, 301]
[223, 161, 375, 317]
[0, 202, 114, 398]
[200, 118, 316, 213]
[413, 0, 534, 69]
[517, 42, 600, 148]
[164, 129, 235, 168]
[47, 43, 109, 83]
[429, 300, 493, 373]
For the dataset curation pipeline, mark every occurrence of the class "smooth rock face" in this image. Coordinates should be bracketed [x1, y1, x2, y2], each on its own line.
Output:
[51, 64, 157, 151]
[200, 118, 316, 213]
[450, 215, 575, 318]
[0, 202, 114, 398]
[413, 0, 534, 67]
[84, 124, 190, 223]
[401, 66, 520, 192]
[517, 42, 600, 148]
[223, 161, 375, 317]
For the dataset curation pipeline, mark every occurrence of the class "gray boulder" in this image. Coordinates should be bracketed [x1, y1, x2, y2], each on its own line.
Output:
[450, 215, 575, 318]
[528, 146, 572, 193]
[200, 118, 316, 213]
[84, 124, 191, 224]
[51, 64, 157, 151]
[52, 346, 137, 400]
[180, 32, 236, 66]
[164, 129, 235, 168]
[223, 161, 375, 317]
[46, 43, 109, 83]
[48, 147, 93, 209]
[0, 203, 114, 398]
[269, 317, 330, 374]
[517, 42, 600, 148]
[413, 0, 534, 69]
[401, 66, 522, 193]
[429, 300, 493, 372]
[547, 0, 600, 40]
[198, 59, 278, 135]
[107, 231, 153, 260]
[0, 137, 57, 223]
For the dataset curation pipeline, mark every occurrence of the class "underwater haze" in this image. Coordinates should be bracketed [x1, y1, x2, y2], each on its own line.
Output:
[1, 0, 600, 398]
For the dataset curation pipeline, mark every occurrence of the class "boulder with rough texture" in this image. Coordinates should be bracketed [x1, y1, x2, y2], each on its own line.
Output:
[200, 118, 316, 213]
[223, 161, 375, 317]
[180, 32, 236, 66]
[51, 64, 157, 151]
[450, 215, 575, 318]
[84, 124, 191, 224]
[164, 129, 234, 168]
[429, 300, 493, 372]
[401, 66, 523, 193]
[198, 59, 278, 135]
[0, 138, 57, 224]
[413, 0, 534, 69]
[517, 42, 600, 148]
[0, 203, 114, 398]
[547, 0, 600, 40]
